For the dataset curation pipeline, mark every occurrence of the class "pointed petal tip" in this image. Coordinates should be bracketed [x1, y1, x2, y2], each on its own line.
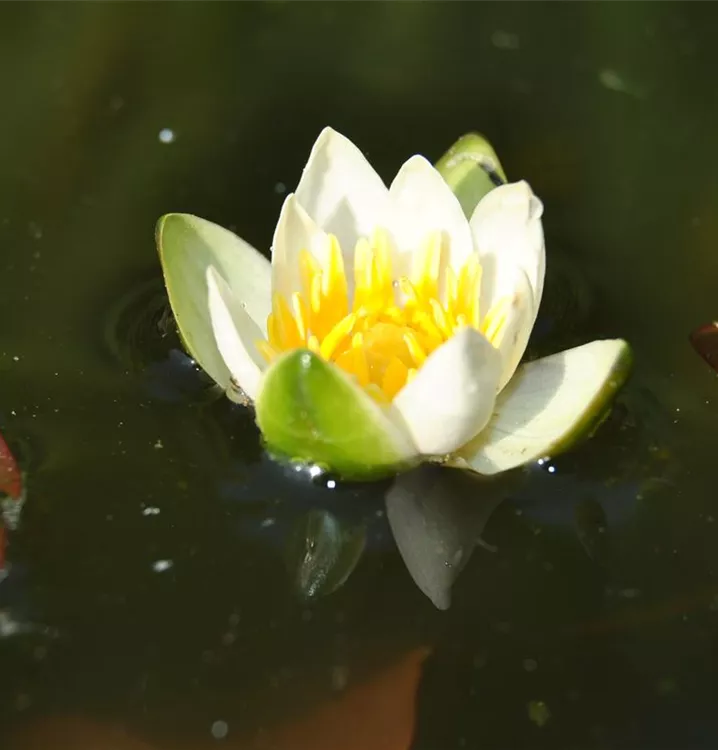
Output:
[399, 153, 436, 171]
[479, 180, 544, 220]
[310, 125, 357, 156]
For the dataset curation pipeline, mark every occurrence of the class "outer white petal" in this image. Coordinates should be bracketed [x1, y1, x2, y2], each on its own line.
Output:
[157, 213, 271, 391]
[294, 127, 389, 252]
[389, 155, 475, 278]
[470, 180, 545, 320]
[206, 266, 267, 401]
[271, 194, 330, 301]
[392, 327, 502, 456]
[452, 339, 632, 475]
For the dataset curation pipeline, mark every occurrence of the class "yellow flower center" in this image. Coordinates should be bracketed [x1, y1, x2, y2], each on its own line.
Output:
[257, 230, 510, 401]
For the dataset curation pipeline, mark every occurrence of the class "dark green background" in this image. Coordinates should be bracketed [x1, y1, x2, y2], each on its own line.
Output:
[1, 3, 718, 748]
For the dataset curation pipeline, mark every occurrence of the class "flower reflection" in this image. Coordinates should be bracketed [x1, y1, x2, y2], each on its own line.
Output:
[273, 462, 518, 609]
[286, 508, 366, 599]
[386, 464, 519, 609]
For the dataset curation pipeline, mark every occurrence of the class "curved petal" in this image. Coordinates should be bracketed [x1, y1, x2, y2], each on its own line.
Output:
[393, 327, 502, 456]
[389, 155, 475, 279]
[156, 213, 271, 389]
[256, 349, 418, 481]
[206, 266, 266, 401]
[491, 269, 535, 391]
[271, 194, 330, 301]
[470, 180, 545, 320]
[295, 127, 389, 252]
[451, 339, 632, 475]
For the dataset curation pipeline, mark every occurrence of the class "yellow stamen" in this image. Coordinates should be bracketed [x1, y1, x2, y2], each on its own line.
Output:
[260, 230, 511, 401]
[256, 339, 278, 364]
[403, 330, 427, 368]
[382, 357, 409, 399]
[319, 312, 357, 361]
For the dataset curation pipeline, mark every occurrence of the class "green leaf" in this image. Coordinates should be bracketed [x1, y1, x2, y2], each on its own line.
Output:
[156, 213, 271, 390]
[256, 349, 417, 481]
[434, 132, 507, 218]
[451, 339, 633, 475]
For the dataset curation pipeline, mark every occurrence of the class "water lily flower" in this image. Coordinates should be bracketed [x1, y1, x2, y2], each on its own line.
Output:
[157, 127, 631, 480]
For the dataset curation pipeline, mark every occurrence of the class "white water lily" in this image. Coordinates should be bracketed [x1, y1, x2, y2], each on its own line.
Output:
[157, 127, 631, 480]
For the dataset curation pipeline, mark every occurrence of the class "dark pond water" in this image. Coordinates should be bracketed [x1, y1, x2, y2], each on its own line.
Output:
[2, 3, 718, 749]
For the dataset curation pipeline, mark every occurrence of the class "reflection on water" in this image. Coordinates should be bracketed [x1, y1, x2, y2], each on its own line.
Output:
[1, 2, 718, 748]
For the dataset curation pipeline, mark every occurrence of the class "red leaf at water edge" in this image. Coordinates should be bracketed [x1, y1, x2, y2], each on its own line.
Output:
[0, 430, 24, 576]
[0, 430, 22, 501]
[690, 321, 718, 373]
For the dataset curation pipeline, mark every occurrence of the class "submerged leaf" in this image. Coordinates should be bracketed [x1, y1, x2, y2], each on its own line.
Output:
[256, 349, 416, 481]
[434, 132, 507, 218]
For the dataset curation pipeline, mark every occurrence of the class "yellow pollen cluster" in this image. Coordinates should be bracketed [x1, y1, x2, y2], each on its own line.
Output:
[257, 230, 510, 401]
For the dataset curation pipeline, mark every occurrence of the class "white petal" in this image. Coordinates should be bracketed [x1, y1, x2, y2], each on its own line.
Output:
[470, 180, 545, 320]
[157, 214, 271, 390]
[295, 127, 388, 252]
[389, 155, 475, 280]
[492, 269, 536, 391]
[392, 327, 502, 456]
[271, 194, 330, 301]
[206, 266, 267, 401]
[452, 339, 632, 475]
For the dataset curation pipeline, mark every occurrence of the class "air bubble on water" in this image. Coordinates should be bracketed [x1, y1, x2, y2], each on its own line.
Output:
[331, 664, 349, 691]
[158, 128, 176, 144]
[211, 720, 229, 740]
[152, 559, 173, 573]
[491, 30, 520, 50]
[274, 182, 286, 194]
[326, 479, 337, 489]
